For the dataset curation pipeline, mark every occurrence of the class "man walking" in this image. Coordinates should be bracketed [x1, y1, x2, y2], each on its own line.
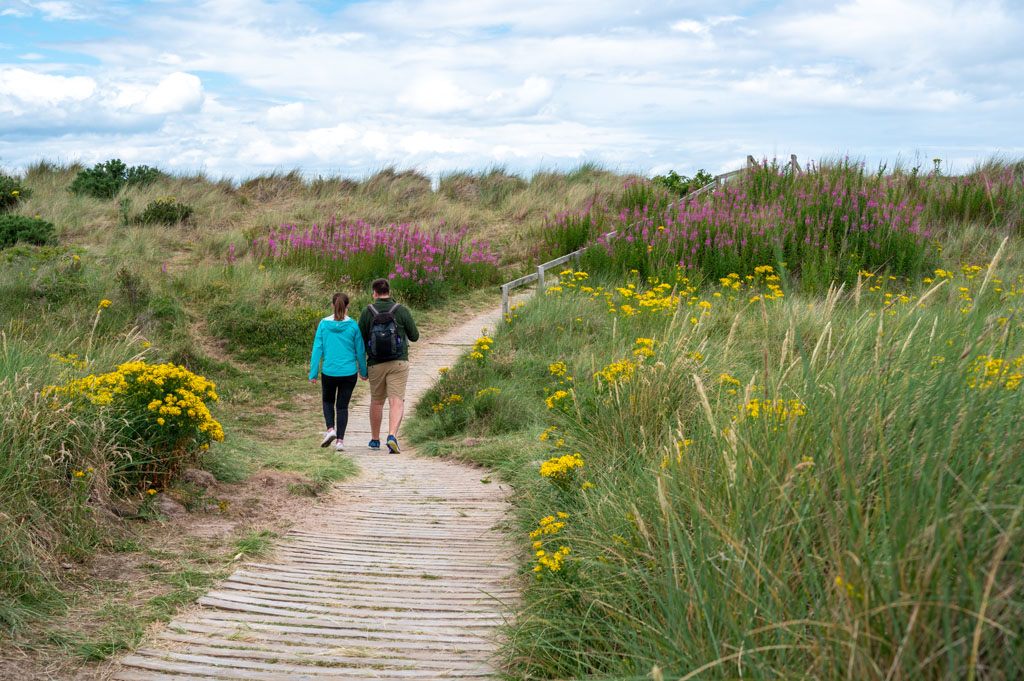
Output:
[359, 278, 419, 453]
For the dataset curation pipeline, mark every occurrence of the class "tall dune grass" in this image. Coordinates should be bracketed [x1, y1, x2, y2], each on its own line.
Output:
[413, 256, 1024, 679]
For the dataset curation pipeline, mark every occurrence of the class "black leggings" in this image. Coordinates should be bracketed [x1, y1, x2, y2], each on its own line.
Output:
[321, 373, 358, 438]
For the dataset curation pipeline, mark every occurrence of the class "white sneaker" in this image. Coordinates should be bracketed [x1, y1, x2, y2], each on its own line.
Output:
[320, 428, 336, 448]
[335, 440, 345, 452]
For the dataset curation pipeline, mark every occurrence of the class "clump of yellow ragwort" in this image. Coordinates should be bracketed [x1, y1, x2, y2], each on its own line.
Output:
[539, 452, 584, 491]
[469, 334, 493, 360]
[530, 512, 573, 578]
[45, 361, 224, 450]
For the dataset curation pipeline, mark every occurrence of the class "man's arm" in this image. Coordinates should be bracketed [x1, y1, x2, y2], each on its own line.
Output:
[358, 306, 371, 342]
[401, 306, 419, 343]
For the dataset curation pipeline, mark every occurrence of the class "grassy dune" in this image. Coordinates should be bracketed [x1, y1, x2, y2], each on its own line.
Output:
[0, 161, 627, 646]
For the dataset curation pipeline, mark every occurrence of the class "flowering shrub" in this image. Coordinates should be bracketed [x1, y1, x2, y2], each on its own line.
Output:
[539, 452, 584, 490]
[45, 361, 223, 490]
[431, 393, 464, 412]
[252, 218, 501, 304]
[469, 335, 492, 360]
[530, 512, 573, 579]
[544, 389, 570, 410]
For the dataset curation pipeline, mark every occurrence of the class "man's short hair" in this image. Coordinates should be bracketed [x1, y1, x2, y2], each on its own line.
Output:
[371, 278, 390, 296]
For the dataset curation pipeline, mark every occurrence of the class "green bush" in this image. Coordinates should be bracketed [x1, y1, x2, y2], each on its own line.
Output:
[133, 196, 194, 225]
[651, 168, 715, 196]
[69, 159, 162, 199]
[0, 214, 55, 249]
[0, 173, 31, 211]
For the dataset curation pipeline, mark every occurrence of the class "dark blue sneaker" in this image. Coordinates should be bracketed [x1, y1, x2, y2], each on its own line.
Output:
[368, 439, 381, 450]
[386, 435, 400, 454]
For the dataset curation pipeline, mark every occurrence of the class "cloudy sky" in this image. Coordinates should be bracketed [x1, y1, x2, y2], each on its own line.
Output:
[1, 0, 1021, 180]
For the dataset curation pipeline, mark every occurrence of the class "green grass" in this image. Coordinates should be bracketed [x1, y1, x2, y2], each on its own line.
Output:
[233, 530, 279, 559]
[410, 256, 1024, 680]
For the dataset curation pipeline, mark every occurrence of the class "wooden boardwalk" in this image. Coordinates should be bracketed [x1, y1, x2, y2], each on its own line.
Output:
[114, 308, 518, 680]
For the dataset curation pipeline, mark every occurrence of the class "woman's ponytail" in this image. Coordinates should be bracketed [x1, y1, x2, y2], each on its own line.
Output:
[332, 292, 349, 321]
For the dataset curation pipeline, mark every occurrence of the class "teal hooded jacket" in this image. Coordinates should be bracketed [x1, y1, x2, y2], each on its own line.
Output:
[309, 315, 368, 380]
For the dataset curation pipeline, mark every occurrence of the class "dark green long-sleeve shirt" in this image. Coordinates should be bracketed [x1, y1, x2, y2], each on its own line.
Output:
[358, 297, 419, 366]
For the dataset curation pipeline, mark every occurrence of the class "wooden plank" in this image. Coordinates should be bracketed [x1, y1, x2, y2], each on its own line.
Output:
[209, 585, 508, 612]
[187, 614, 499, 647]
[128, 649, 494, 678]
[193, 593, 505, 622]
[217, 581, 511, 610]
[153, 635, 492, 669]
[199, 593, 508, 623]
[223, 575, 517, 601]
[232, 569, 520, 594]
[167, 620, 494, 653]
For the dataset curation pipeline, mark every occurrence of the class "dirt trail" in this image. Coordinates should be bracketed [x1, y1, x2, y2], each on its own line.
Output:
[112, 306, 518, 680]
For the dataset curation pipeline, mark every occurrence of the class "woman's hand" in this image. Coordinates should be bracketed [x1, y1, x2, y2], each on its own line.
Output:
[310, 378, 317, 385]
[359, 374, 368, 381]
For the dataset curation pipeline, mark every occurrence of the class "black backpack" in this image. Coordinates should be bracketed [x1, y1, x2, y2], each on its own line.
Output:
[367, 303, 403, 361]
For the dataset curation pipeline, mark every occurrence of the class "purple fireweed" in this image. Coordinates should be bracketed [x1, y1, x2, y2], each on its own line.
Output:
[251, 216, 501, 302]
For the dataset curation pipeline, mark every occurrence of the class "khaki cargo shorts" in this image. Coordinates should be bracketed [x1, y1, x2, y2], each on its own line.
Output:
[368, 360, 409, 402]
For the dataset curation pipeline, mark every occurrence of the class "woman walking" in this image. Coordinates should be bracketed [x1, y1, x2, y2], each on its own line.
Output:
[309, 292, 367, 451]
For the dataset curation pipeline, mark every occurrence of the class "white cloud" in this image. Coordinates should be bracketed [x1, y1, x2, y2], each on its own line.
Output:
[266, 101, 306, 127]
[398, 74, 475, 115]
[134, 72, 204, 115]
[731, 67, 966, 111]
[0, 68, 204, 133]
[484, 76, 554, 116]
[671, 20, 708, 35]
[0, 68, 96, 108]
[34, 1, 91, 21]
[18, 53, 46, 60]
[773, 0, 1018, 67]
[400, 130, 474, 155]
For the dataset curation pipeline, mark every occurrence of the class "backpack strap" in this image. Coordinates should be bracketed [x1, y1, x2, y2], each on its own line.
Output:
[369, 303, 381, 316]
[388, 303, 400, 314]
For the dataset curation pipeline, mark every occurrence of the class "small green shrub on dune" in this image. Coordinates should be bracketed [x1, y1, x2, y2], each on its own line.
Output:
[0, 215, 55, 249]
[69, 159, 163, 199]
[0, 173, 31, 211]
[132, 196, 195, 225]
[651, 168, 715, 196]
